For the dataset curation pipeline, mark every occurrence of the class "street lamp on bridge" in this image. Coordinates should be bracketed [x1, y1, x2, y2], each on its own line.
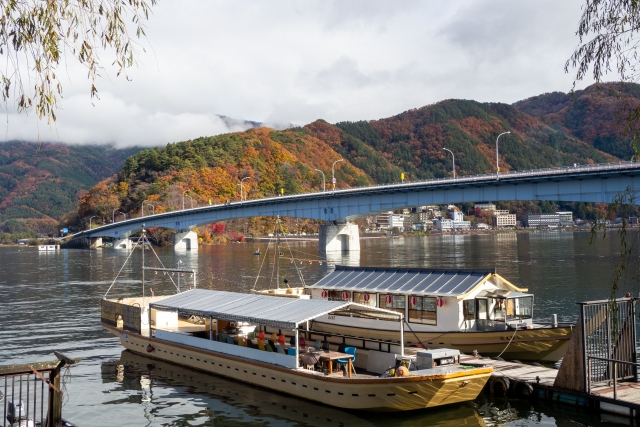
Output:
[443, 148, 455, 178]
[496, 131, 510, 180]
[182, 189, 190, 210]
[88, 216, 96, 230]
[112, 208, 118, 223]
[120, 212, 126, 221]
[314, 169, 326, 192]
[143, 203, 155, 216]
[239, 177, 250, 201]
[332, 159, 344, 191]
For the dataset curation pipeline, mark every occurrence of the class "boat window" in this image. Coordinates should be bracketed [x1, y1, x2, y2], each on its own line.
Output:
[506, 296, 533, 321]
[463, 300, 475, 320]
[353, 292, 376, 306]
[408, 296, 436, 325]
[379, 294, 406, 315]
[493, 298, 506, 322]
[476, 299, 488, 320]
[328, 290, 350, 301]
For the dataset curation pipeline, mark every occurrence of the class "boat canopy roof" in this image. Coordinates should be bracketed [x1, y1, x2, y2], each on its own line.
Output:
[476, 290, 532, 299]
[149, 289, 402, 330]
[307, 266, 496, 297]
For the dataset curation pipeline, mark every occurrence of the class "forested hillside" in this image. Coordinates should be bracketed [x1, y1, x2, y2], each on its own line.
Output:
[0, 142, 141, 239]
[513, 82, 640, 160]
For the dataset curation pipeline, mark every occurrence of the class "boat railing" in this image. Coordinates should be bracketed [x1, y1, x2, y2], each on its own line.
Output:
[0, 352, 80, 427]
[304, 328, 406, 354]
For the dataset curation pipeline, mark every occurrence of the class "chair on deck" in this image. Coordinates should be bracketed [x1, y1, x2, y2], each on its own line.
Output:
[300, 354, 317, 370]
[276, 344, 286, 354]
[257, 331, 265, 340]
[268, 340, 278, 352]
[287, 347, 296, 356]
[313, 340, 321, 350]
[258, 340, 266, 351]
[218, 334, 225, 342]
[337, 347, 356, 375]
[322, 341, 330, 351]
[226, 336, 235, 345]
[298, 336, 306, 348]
[237, 337, 246, 346]
[277, 334, 286, 345]
[265, 342, 274, 352]
[338, 343, 347, 353]
[246, 339, 256, 349]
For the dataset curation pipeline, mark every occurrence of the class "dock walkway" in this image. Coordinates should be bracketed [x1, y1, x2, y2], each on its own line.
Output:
[462, 356, 640, 418]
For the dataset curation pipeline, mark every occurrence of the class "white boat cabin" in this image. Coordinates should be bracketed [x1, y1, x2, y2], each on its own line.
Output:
[306, 266, 534, 332]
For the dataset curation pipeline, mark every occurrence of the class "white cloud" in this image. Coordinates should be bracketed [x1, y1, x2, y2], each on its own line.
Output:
[0, 0, 592, 146]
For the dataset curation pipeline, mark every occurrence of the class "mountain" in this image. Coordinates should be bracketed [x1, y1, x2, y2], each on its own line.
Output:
[513, 82, 640, 160]
[71, 127, 370, 232]
[306, 99, 615, 181]
[0, 141, 142, 237]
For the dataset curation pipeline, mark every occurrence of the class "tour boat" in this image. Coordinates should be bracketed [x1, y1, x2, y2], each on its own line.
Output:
[100, 231, 492, 412]
[260, 266, 573, 362]
[102, 289, 492, 411]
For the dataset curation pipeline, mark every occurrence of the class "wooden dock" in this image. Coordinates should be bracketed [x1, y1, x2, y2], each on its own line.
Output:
[461, 356, 640, 418]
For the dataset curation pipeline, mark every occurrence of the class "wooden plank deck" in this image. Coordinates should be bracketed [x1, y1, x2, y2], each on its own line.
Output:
[460, 356, 558, 387]
[460, 356, 640, 418]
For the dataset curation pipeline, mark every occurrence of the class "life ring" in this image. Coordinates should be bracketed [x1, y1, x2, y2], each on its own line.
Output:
[489, 376, 510, 396]
[146, 344, 154, 353]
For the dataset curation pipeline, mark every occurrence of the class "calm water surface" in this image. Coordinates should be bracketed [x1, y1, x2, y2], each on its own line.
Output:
[0, 231, 638, 426]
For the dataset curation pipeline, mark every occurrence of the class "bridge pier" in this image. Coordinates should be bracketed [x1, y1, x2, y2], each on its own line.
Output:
[319, 223, 360, 253]
[113, 237, 132, 250]
[174, 230, 198, 250]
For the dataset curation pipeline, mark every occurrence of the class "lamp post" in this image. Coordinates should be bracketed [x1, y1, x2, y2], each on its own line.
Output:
[314, 169, 326, 192]
[120, 212, 126, 221]
[240, 177, 250, 201]
[332, 159, 344, 191]
[88, 216, 96, 230]
[187, 195, 194, 209]
[443, 148, 455, 178]
[182, 189, 190, 210]
[112, 208, 118, 223]
[496, 131, 510, 180]
[143, 203, 155, 216]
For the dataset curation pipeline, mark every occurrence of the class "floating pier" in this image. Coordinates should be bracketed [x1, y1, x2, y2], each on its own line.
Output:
[464, 297, 640, 419]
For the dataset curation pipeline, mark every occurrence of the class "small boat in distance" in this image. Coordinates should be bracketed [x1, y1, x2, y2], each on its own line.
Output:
[253, 249, 261, 255]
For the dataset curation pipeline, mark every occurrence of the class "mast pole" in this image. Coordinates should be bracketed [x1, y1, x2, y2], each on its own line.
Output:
[276, 216, 280, 289]
[142, 226, 145, 299]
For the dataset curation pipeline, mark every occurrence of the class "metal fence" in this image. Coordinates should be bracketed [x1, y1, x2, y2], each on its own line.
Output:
[0, 353, 79, 427]
[579, 298, 638, 393]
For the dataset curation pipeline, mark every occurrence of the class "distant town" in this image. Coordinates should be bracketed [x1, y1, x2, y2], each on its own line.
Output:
[365, 203, 637, 234]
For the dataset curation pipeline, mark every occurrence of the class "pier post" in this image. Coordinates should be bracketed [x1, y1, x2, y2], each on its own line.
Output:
[112, 237, 132, 250]
[318, 223, 360, 253]
[173, 230, 198, 250]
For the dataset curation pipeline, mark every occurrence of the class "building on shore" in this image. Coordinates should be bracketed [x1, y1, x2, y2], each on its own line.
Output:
[525, 211, 574, 227]
[475, 203, 496, 212]
[493, 213, 517, 228]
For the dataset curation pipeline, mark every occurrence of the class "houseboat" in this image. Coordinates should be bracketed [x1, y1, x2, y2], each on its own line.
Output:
[261, 266, 573, 362]
[101, 288, 493, 411]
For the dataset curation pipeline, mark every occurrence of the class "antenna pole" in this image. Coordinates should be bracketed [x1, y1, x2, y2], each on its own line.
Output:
[276, 216, 280, 289]
[142, 226, 145, 299]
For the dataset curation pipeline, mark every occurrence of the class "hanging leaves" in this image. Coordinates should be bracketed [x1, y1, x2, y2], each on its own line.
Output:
[0, 0, 156, 122]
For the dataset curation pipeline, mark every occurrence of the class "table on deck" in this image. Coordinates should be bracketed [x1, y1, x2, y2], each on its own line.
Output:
[317, 351, 355, 377]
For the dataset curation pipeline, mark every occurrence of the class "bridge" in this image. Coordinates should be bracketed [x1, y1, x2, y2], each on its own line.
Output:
[69, 162, 640, 252]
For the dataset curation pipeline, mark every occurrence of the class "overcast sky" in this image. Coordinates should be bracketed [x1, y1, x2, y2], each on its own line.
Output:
[0, 0, 596, 147]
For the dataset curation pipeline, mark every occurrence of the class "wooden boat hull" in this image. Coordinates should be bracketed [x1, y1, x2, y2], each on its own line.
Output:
[103, 324, 492, 412]
[311, 321, 573, 362]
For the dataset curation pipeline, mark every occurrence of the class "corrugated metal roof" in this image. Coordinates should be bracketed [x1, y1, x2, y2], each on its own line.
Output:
[149, 289, 401, 329]
[307, 266, 494, 296]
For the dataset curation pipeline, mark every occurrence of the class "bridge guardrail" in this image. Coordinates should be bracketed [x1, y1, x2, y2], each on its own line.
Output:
[72, 161, 640, 237]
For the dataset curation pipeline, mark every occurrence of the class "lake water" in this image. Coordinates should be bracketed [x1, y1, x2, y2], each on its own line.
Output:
[1, 230, 638, 426]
